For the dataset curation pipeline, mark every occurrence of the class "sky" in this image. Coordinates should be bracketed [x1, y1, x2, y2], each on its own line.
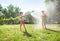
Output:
[0, 0, 47, 12]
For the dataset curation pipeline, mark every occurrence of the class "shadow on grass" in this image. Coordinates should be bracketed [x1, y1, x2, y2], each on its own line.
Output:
[23, 31, 32, 37]
[46, 28, 60, 32]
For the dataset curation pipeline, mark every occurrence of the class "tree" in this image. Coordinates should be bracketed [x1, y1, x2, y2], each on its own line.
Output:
[0, 4, 3, 11]
[2, 8, 8, 18]
[45, 0, 60, 23]
[0, 11, 4, 19]
[56, 0, 60, 23]
[7, 4, 14, 18]
[14, 7, 20, 17]
[7, 4, 20, 18]
[0, 4, 4, 19]
[0, 4, 21, 24]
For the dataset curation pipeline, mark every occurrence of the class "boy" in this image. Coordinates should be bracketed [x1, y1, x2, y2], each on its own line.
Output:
[41, 11, 46, 29]
[20, 12, 27, 32]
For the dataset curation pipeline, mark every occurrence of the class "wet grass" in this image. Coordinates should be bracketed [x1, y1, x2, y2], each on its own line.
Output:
[0, 24, 60, 41]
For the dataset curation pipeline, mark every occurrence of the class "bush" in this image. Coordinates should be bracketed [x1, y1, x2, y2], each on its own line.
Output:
[0, 17, 20, 25]
[13, 17, 20, 24]
[0, 15, 36, 25]
[0, 19, 4, 25]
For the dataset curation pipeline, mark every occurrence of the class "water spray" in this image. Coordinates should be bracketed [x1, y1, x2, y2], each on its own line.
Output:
[31, 11, 43, 30]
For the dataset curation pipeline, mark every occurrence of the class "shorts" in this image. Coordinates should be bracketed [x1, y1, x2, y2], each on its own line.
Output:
[20, 21, 24, 24]
[42, 18, 46, 22]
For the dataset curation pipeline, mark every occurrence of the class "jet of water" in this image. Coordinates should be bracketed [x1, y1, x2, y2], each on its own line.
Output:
[31, 11, 43, 30]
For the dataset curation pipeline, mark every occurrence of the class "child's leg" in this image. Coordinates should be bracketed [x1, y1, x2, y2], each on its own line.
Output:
[23, 24, 27, 32]
[20, 24, 22, 31]
[42, 22, 44, 28]
[20, 21, 23, 31]
[44, 22, 46, 28]
[22, 21, 27, 31]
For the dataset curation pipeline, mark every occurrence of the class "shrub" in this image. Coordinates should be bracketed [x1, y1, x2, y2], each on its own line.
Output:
[0, 17, 20, 25]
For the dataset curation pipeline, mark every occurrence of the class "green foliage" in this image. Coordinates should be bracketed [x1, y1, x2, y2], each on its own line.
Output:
[0, 12, 4, 19]
[0, 4, 3, 11]
[7, 4, 20, 18]
[45, 0, 60, 24]
[0, 4, 21, 24]
[45, 0, 55, 3]
[0, 4, 20, 19]
[45, 0, 49, 3]
[0, 4, 36, 24]
[0, 17, 20, 25]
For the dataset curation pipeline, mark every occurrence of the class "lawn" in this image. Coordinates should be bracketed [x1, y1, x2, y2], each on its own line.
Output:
[0, 24, 60, 41]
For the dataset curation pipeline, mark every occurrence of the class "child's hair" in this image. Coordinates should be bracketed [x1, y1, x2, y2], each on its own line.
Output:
[41, 10, 44, 12]
[20, 12, 23, 15]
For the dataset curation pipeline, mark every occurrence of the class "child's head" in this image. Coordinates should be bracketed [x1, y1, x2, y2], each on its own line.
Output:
[20, 12, 23, 15]
[41, 11, 44, 13]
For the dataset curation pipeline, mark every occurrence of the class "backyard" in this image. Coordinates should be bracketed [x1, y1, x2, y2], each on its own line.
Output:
[0, 24, 60, 41]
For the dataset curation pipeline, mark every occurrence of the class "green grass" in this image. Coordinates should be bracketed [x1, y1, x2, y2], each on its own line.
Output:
[0, 24, 60, 41]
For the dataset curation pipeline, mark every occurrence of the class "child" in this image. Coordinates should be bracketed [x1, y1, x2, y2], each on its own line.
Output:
[41, 11, 46, 29]
[20, 12, 27, 32]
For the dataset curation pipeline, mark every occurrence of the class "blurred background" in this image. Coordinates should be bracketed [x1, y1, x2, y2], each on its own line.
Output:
[0, 0, 60, 41]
